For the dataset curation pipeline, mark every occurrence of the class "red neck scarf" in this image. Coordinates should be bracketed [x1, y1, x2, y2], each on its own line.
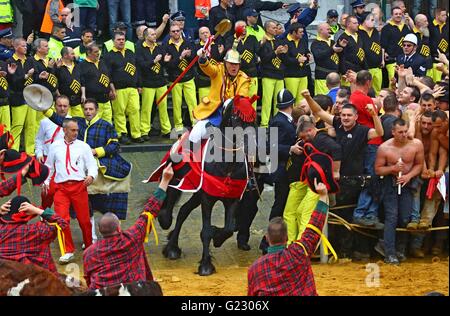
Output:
[64, 140, 78, 175]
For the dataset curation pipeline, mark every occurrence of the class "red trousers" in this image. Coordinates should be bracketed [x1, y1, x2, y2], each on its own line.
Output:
[54, 180, 92, 253]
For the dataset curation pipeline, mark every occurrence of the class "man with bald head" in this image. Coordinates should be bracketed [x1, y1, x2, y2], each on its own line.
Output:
[326, 72, 341, 103]
[196, 26, 224, 103]
[411, 14, 433, 71]
[135, 25, 148, 45]
[83, 163, 174, 290]
[311, 23, 346, 95]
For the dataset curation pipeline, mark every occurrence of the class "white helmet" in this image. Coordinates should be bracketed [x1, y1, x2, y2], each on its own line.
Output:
[403, 33, 418, 46]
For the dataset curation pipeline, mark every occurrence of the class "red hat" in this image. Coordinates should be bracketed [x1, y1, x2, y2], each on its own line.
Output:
[1, 150, 32, 173]
[300, 143, 340, 194]
[0, 150, 49, 195]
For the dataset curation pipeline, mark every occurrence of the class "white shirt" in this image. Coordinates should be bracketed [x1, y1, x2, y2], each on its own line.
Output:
[45, 139, 98, 184]
[35, 116, 70, 158]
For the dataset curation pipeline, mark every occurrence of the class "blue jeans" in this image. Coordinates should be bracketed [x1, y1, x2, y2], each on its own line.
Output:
[79, 7, 97, 31]
[131, 0, 157, 27]
[382, 176, 413, 257]
[353, 144, 379, 220]
[107, 0, 132, 39]
[411, 181, 422, 223]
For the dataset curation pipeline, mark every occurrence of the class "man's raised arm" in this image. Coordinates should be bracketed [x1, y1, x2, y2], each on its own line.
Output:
[301, 89, 334, 125]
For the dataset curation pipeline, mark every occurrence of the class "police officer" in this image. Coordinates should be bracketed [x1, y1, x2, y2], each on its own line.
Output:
[351, 0, 367, 25]
[170, 11, 194, 42]
[327, 10, 341, 37]
[0, 28, 13, 62]
[397, 33, 429, 77]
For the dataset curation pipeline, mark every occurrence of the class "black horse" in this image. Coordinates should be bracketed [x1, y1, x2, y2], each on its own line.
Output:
[157, 96, 257, 276]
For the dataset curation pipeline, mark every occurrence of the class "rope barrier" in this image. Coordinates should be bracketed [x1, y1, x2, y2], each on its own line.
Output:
[327, 204, 449, 236]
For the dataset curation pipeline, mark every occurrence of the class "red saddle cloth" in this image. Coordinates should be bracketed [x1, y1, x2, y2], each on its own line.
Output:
[144, 131, 248, 199]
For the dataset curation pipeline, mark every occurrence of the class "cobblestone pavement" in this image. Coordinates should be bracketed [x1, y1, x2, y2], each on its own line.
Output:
[1, 151, 274, 278]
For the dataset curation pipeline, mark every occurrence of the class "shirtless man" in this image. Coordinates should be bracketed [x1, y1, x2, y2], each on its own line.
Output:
[375, 118, 424, 265]
[419, 111, 449, 229]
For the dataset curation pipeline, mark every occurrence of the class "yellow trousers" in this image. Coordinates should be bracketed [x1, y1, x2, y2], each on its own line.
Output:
[0, 105, 10, 131]
[69, 104, 84, 118]
[11, 105, 37, 155]
[112, 87, 141, 138]
[98, 101, 112, 124]
[261, 78, 284, 127]
[314, 79, 328, 95]
[249, 77, 258, 110]
[386, 63, 396, 84]
[285, 77, 308, 103]
[369, 68, 382, 96]
[141, 86, 172, 135]
[427, 63, 444, 83]
[283, 181, 319, 244]
[198, 86, 210, 103]
[171, 78, 197, 130]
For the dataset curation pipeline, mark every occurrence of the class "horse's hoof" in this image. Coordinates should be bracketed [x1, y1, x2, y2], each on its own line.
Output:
[158, 209, 173, 230]
[198, 262, 216, 276]
[162, 245, 182, 260]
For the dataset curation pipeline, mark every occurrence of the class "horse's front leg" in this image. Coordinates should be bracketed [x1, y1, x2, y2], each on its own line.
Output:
[198, 193, 217, 276]
[212, 198, 239, 248]
[163, 192, 202, 260]
[158, 187, 182, 230]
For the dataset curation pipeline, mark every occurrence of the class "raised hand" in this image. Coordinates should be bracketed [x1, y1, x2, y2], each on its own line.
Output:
[0, 200, 11, 216]
[18, 202, 43, 216]
[314, 177, 328, 197]
[7, 63, 17, 74]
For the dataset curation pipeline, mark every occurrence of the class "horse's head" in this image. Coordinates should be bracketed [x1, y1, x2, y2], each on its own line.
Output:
[220, 95, 257, 130]
[219, 95, 258, 158]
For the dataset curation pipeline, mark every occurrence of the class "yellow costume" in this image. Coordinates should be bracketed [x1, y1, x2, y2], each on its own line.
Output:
[193, 59, 251, 121]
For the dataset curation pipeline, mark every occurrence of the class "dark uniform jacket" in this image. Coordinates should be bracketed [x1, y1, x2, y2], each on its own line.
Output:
[269, 112, 296, 182]
[104, 48, 139, 89]
[429, 19, 449, 60]
[226, 34, 260, 78]
[413, 28, 433, 69]
[338, 31, 368, 74]
[259, 36, 286, 80]
[0, 61, 9, 105]
[32, 55, 58, 95]
[163, 38, 196, 83]
[283, 34, 310, 78]
[358, 26, 382, 69]
[55, 62, 81, 106]
[79, 58, 111, 103]
[6, 54, 35, 106]
[396, 52, 428, 77]
[310, 37, 339, 80]
[136, 41, 168, 88]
